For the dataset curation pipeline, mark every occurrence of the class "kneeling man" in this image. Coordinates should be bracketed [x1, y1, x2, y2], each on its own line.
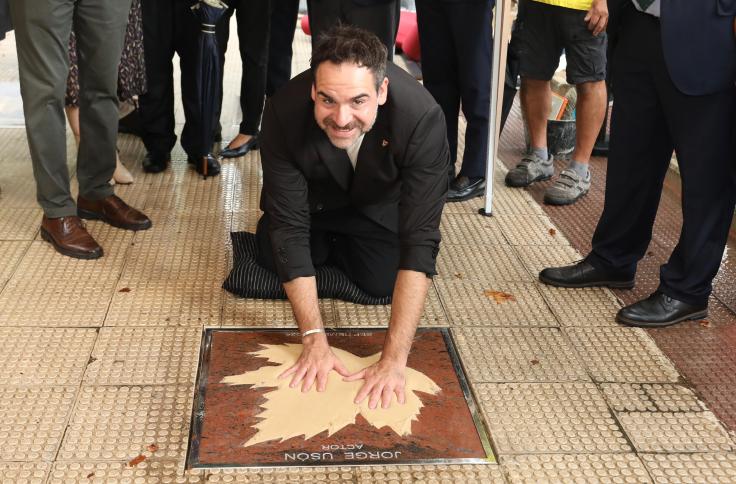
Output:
[255, 25, 450, 409]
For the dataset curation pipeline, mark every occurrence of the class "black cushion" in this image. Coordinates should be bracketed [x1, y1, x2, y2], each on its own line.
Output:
[223, 232, 391, 305]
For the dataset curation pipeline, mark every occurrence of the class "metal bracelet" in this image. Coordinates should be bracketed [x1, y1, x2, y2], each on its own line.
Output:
[301, 328, 325, 338]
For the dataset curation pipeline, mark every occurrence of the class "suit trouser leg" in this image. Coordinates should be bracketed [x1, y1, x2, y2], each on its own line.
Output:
[343, 1, 398, 61]
[587, 11, 674, 279]
[416, 0, 460, 165]
[266, 0, 299, 97]
[139, 0, 177, 157]
[450, 0, 493, 179]
[10, 0, 76, 217]
[74, 0, 131, 200]
[235, 0, 270, 135]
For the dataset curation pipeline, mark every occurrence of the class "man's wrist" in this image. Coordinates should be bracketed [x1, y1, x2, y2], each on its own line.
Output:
[302, 329, 328, 347]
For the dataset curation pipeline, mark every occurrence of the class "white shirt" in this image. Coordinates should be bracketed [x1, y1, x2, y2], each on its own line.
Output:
[346, 134, 365, 170]
[632, 0, 660, 17]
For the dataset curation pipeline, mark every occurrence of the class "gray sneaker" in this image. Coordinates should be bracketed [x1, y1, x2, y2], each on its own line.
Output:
[543, 168, 591, 205]
[505, 153, 554, 187]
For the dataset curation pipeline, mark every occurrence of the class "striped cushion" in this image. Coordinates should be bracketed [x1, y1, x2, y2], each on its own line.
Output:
[223, 232, 392, 305]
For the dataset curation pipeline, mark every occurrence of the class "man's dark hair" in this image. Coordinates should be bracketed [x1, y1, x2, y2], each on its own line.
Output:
[310, 24, 388, 91]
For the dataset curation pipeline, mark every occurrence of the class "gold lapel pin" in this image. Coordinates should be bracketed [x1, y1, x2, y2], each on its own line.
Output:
[381, 139, 389, 147]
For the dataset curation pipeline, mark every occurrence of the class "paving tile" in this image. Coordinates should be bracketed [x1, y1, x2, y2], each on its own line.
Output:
[0, 461, 50, 484]
[0, 386, 76, 461]
[565, 327, 680, 383]
[440, 214, 508, 246]
[501, 454, 652, 483]
[59, 385, 191, 462]
[475, 382, 630, 454]
[230, 209, 262, 234]
[132, 210, 232, 249]
[496, 214, 569, 247]
[436, 280, 558, 327]
[221, 292, 338, 327]
[228, 158, 262, 213]
[538, 285, 622, 327]
[84, 327, 201, 386]
[618, 412, 733, 453]
[0, 240, 29, 286]
[601, 384, 704, 413]
[512, 243, 582, 279]
[640, 453, 736, 483]
[354, 464, 506, 483]
[144, 175, 241, 213]
[437, 244, 532, 283]
[0, 327, 96, 386]
[0, 207, 41, 240]
[451, 327, 590, 383]
[206, 467, 356, 482]
[49, 460, 204, 483]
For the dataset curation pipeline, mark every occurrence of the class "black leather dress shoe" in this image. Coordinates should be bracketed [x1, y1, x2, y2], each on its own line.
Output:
[539, 260, 635, 288]
[616, 292, 707, 328]
[188, 154, 221, 177]
[447, 175, 486, 202]
[220, 135, 259, 159]
[142, 152, 170, 173]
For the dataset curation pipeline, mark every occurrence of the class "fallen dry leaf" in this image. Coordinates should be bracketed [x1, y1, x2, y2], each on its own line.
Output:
[454, 273, 463, 279]
[127, 454, 146, 467]
[118, 287, 131, 293]
[483, 290, 516, 304]
[147, 444, 159, 453]
[548, 228, 556, 236]
[699, 320, 711, 328]
[530, 359, 540, 365]
[86, 473, 95, 479]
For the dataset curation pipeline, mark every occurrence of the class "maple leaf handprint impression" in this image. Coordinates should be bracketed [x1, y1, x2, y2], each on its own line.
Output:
[221, 343, 441, 447]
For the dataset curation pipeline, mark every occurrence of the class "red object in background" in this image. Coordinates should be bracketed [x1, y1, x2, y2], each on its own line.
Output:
[300, 12, 421, 62]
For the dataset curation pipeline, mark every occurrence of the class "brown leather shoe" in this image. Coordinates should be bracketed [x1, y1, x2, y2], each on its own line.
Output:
[77, 194, 152, 231]
[40, 216, 103, 259]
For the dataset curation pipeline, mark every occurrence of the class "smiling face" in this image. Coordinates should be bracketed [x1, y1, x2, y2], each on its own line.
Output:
[311, 61, 388, 150]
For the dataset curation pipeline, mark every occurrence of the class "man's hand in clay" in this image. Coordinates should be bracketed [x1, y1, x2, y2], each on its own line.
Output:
[345, 358, 407, 409]
[279, 337, 350, 392]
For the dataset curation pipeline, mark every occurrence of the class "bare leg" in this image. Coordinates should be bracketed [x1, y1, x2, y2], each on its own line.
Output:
[570, 80, 607, 164]
[65, 105, 81, 147]
[226, 133, 255, 150]
[520, 78, 551, 150]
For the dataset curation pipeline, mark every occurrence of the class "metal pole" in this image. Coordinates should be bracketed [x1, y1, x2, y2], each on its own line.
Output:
[481, 0, 507, 217]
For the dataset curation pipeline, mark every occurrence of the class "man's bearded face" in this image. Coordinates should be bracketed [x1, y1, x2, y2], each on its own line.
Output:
[312, 61, 388, 150]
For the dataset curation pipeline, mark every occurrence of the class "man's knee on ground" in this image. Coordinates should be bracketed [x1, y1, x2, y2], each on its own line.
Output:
[354, 270, 396, 299]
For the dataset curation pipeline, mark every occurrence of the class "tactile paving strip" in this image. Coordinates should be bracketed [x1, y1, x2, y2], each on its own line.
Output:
[440, 214, 508, 246]
[601, 383, 703, 413]
[0, 208, 41, 240]
[0, 241, 29, 286]
[436, 280, 558, 327]
[0, 327, 96, 386]
[49, 461, 204, 483]
[59, 385, 191, 461]
[538, 285, 622, 327]
[640, 453, 736, 483]
[229, 210, 263, 234]
[84, 327, 201, 386]
[220, 293, 338, 327]
[144, 175, 241, 213]
[512, 243, 582, 279]
[206, 467, 356, 482]
[452, 327, 589, 383]
[0, 386, 76, 461]
[0, 461, 50, 484]
[618, 411, 733, 453]
[501, 454, 651, 483]
[132, 210, 233, 249]
[437, 244, 532, 282]
[354, 464, 506, 483]
[496, 214, 569, 247]
[475, 382, 631, 454]
[565, 327, 680, 383]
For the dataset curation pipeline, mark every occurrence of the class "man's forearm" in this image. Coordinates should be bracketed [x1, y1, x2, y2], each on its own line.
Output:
[382, 270, 431, 366]
[283, 276, 327, 346]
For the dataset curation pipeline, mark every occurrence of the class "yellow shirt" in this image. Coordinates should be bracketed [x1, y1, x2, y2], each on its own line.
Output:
[532, 0, 592, 11]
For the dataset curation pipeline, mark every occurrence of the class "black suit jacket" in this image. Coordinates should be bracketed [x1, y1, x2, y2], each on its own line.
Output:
[661, 0, 735, 95]
[260, 63, 451, 283]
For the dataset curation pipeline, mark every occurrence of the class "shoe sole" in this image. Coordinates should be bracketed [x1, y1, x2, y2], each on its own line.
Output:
[446, 188, 486, 203]
[538, 273, 635, 289]
[505, 173, 552, 188]
[78, 208, 153, 231]
[544, 190, 589, 206]
[40, 227, 103, 260]
[616, 309, 708, 328]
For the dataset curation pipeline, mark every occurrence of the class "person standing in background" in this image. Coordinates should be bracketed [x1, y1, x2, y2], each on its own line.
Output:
[266, 0, 300, 98]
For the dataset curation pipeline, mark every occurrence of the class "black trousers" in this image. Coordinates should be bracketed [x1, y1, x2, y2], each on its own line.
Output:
[221, 0, 270, 136]
[255, 210, 400, 298]
[586, 7, 736, 306]
[415, 0, 493, 178]
[307, 0, 399, 61]
[266, 0, 300, 97]
[138, 0, 228, 159]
